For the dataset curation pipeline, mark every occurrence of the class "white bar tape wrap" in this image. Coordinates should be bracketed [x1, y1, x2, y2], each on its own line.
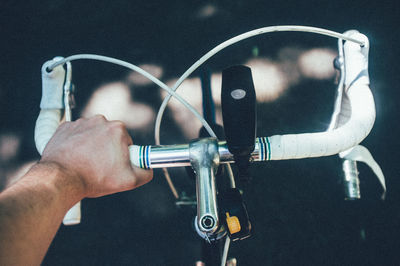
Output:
[62, 202, 81, 225]
[334, 32, 385, 199]
[35, 58, 81, 225]
[343, 31, 370, 88]
[36, 58, 66, 155]
[40, 57, 66, 109]
[269, 31, 374, 160]
[34, 109, 62, 155]
[129, 145, 143, 168]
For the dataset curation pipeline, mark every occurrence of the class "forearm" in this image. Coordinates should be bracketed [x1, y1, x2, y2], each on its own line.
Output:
[0, 116, 153, 265]
[0, 162, 84, 265]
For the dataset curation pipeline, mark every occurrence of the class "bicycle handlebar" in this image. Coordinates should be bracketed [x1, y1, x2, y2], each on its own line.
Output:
[34, 29, 373, 226]
[129, 31, 373, 168]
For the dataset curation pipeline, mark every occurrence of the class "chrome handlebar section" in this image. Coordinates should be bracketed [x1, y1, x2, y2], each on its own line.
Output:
[342, 159, 361, 200]
[133, 137, 270, 169]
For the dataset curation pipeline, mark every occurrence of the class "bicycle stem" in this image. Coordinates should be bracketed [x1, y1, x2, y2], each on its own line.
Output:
[189, 138, 220, 233]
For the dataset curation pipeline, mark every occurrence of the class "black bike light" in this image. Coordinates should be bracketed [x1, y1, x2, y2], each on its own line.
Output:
[221, 65, 256, 178]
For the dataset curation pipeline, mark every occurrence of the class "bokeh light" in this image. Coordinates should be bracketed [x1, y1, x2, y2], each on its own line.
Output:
[82, 82, 155, 130]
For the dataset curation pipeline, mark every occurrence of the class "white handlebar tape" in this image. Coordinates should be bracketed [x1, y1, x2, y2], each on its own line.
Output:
[343, 31, 369, 88]
[333, 31, 369, 130]
[35, 109, 62, 155]
[40, 57, 66, 109]
[129, 145, 142, 168]
[35, 57, 65, 155]
[268, 83, 374, 159]
[268, 31, 373, 160]
[35, 58, 66, 154]
[62, 202, 81, 225]
[35, 58, 81, 225]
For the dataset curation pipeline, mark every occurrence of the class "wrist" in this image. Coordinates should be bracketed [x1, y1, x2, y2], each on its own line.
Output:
[30, 161, 86, 209]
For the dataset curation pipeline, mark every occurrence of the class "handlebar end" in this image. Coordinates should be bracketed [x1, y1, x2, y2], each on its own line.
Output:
[40, 57, 66, 110]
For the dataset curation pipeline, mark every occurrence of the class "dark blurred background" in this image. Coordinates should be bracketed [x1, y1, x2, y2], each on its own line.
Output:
[0, 1, 399, 265]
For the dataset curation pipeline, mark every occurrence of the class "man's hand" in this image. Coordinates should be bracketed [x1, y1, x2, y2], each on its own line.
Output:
[0, 116, 152, 265]
[41, 115, 153, 199]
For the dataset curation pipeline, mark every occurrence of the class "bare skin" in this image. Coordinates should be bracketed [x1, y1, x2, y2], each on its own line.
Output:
[0, 115, 153, 265]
